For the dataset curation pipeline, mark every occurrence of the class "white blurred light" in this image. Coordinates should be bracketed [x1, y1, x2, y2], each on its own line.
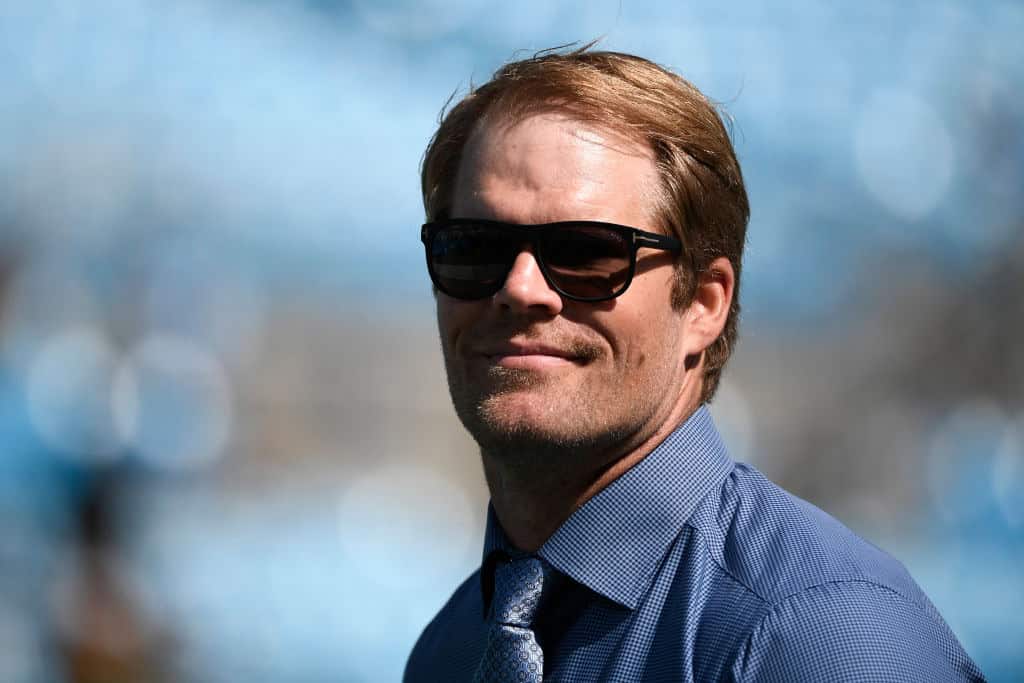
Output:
[337, 464, 477, 590]
[854, 88, 955, 222]
[352, 0, 487, 40]
[712, 379, 755, 464]
[992, 417, 1023, 528]
[113, 334, 233, 472]
[26, 326, 125, 461]
[926, 400, 1005, 523]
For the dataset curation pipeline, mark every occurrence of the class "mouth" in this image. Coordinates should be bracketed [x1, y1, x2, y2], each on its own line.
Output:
[474, 341, 591, 370]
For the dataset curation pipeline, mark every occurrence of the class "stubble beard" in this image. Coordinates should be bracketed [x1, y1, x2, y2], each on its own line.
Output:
[444, 359, 638, 472]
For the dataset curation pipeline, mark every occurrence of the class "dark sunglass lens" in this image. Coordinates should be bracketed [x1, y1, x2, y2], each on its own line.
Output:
[542, 226, 631, 299]
[430, 224, 517, 299]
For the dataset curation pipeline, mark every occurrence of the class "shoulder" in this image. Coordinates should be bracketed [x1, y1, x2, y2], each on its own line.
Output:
[687, 464, 984, 681]
[732, 580, 986, 681]
[697, 462, 927, 606]
[404, 569, 487, 683]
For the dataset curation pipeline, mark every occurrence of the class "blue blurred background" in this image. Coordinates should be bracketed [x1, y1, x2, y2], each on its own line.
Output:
[1, 1, 1021, 681]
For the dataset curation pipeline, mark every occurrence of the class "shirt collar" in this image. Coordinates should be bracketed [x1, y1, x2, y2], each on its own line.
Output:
[481, 405, 734, 611]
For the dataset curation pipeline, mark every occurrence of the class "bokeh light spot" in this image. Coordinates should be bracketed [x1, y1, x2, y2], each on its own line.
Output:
[854, 88, 955, 222]
[113, 334, 233, 472]
[26, 326, 124, 461]
[992, 417, 1023, 528]
[926, 400, 1006, 524]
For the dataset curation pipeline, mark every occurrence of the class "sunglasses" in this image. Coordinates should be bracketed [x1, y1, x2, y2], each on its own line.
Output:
[421, 218, 681, 302]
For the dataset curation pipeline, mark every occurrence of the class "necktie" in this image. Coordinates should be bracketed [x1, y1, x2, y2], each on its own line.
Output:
[473, 555, 548, 683]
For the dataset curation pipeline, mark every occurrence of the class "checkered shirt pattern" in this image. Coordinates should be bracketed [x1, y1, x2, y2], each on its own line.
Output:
[405, 406, 987, 682]
[472, 556, 548, 683]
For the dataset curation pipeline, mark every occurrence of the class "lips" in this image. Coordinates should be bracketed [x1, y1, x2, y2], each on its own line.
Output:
[478, 342, 579, 360]
[466, 335, 601, 372]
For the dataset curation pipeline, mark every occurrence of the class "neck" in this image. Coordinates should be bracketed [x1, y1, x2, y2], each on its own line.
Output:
[483, 389, 702, 552]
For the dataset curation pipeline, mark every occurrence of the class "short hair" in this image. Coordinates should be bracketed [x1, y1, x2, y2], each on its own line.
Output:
[421, 45, 749, 404]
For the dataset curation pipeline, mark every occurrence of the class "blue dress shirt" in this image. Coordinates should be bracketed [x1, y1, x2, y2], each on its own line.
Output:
[405, 406, 986, 682]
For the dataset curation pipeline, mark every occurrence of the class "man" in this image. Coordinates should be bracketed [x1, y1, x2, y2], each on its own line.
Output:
[405, 47, 985, 682]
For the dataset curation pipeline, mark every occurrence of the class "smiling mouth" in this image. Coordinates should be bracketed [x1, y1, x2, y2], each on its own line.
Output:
[465, 330, 603, 369]
[475, 342, 594, 369]
[485, 352, 580, 369]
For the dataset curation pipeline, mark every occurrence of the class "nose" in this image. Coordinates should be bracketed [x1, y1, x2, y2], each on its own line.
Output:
[492, 245, 563, 315]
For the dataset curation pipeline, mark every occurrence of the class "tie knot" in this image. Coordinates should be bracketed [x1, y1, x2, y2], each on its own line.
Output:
[491, 555, 547, 628]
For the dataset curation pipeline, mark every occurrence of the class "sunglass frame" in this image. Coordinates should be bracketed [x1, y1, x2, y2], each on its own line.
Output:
[421, 218, 682, 302]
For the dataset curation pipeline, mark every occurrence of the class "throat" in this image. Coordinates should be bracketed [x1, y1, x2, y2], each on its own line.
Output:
[480, 444, 624, 552]
[479, 397, 703, 552]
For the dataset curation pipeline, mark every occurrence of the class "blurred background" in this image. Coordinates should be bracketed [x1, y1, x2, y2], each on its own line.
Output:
[0, 0, 1021, 680]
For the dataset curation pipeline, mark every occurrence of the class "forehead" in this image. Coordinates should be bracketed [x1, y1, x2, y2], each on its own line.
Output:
[451, 112, 660, 227]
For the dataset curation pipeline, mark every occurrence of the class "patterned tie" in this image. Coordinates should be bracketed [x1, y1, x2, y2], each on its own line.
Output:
[473, 555, 548, 683]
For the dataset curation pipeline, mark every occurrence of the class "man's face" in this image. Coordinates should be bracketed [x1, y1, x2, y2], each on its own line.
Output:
[437, 112, 695, 464]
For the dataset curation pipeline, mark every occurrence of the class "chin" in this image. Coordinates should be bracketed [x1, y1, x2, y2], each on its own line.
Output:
[464, 391, 627, 462]
[478, 392, 566, 435]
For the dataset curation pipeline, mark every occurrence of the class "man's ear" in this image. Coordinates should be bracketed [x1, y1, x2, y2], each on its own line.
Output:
[682, 256, 735, 357]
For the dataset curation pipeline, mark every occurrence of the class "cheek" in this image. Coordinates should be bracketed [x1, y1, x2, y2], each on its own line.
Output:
[624, 328, 661, 375]
[436, 306, 459, 352]
[589, 313, 652, 372]
[436, 298, 482, 352]
[603, 307, 684, 375]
